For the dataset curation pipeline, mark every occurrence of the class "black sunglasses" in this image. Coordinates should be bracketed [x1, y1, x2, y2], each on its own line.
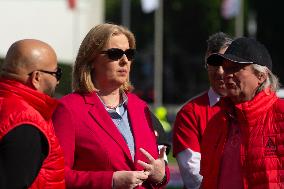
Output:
[100, 48, 135, 61]
[29, 67, 62, 81]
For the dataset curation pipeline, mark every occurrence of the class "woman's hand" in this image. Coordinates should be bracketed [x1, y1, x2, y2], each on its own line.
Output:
[137, 146, 166, 184]
[112, 170, 149, 189]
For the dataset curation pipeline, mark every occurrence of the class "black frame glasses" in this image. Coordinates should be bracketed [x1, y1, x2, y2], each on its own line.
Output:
[100, 48, 135, 61]
[29, 67, 62, 81]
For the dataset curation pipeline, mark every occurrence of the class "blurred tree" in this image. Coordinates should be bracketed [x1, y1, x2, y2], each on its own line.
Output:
[162, 0, 223, 103]
[105, 0, 235, 104]
[55, 63, 73, 98]
[250, 0, 284, 86]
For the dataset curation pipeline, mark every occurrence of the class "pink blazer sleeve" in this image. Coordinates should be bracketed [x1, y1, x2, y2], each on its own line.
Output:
[52, 102, 113, 189]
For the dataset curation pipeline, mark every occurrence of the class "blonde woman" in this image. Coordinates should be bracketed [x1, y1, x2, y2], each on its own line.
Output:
[53, 23, 169, 189]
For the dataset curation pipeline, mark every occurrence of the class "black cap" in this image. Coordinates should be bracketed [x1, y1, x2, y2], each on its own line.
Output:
[207, 37, 272, 70]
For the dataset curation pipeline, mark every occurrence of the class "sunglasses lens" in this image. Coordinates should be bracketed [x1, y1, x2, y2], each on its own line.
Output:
[56, 67, 62, 81]
[125, 49, 135, 61]
[107, 49, 124, 61]
[103, 48, 135, 61]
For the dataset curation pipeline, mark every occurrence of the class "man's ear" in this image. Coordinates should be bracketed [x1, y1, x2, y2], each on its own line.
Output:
[29, 71, 41, 90]
[258, 72, 267, 84]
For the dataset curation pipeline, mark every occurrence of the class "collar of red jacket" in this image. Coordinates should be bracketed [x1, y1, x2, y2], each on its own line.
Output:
[221, 88, 278, 125]
[0, 79, 58, 120]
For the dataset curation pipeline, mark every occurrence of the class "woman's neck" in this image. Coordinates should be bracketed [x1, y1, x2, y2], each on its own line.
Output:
[97, 88, 121, 109]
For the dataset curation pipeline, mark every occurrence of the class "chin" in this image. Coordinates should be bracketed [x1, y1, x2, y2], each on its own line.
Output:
[113, 80, 126, 87]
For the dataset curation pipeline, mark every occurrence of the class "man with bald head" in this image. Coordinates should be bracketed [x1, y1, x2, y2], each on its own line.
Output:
[0, 39, 65, 189]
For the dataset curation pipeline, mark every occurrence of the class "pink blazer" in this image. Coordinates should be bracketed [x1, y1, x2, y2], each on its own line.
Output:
[52, 92, 169, 189]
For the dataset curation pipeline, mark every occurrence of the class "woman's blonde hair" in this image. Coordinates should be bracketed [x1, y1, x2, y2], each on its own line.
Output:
[72, 23, 136, 93]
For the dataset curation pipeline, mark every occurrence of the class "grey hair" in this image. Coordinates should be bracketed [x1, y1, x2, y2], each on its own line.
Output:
[205, 32, 233, 68]
[252, 64, 280, 92]
[206, 32, 233, 58]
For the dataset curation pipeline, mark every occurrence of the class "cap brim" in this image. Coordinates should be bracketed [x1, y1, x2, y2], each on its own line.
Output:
[207, 53, 254, 66]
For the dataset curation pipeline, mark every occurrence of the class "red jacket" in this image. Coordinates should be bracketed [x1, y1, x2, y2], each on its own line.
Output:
[201, 89, 284, 189]
[52, 92, 170, 189]
[0, 79, 65, 189]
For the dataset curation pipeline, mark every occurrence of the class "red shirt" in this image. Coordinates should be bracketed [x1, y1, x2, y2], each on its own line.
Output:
[173, 88, 222, 155]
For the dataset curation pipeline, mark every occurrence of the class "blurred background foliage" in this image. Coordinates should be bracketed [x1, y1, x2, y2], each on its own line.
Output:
[105, 0, 231, 104]
[2, 0, 283, 106]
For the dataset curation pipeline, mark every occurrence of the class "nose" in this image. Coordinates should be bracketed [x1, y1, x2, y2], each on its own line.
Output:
[213, 66, 225, 79]
[119, 54, 128, 65]
[216, 66, 224, 74]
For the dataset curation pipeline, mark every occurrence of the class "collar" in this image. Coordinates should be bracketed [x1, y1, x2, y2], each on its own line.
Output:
[222, 88, 278, 125]
[208, 87, 221, 107]
[108, 90, 128, 115]
[0, 79, 58, 120]
[120, 90, 128, 106]
[97, 90, 128, 113]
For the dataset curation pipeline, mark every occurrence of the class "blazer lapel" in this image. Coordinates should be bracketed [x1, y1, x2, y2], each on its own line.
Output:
[84, 93, 133, 162]
[126, 94, 148, 164]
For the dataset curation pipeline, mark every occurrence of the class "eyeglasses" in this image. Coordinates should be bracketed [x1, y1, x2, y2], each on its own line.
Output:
[28, 67, 62, 81]
[100, 48, 135, 61]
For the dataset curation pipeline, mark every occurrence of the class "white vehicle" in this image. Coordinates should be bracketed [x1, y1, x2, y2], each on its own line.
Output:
[0, 0, 104, 63]
[277, 88, 284, 98]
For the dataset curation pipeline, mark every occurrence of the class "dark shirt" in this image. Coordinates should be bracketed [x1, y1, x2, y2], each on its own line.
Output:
[150, 112, 171, 154]
[0, 125, 48, 189]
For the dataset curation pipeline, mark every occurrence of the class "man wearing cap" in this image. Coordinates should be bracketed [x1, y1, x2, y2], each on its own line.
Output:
[201, 37, 284, 188]
[0, 39, 65, 188]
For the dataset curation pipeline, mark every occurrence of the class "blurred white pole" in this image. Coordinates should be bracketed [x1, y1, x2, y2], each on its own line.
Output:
[122, 0, 131, 28]
[235, 0, 244, 37]
[247, 11, 257, 38]
[154, 0, 163, 108]
[72, 3, 79, 60]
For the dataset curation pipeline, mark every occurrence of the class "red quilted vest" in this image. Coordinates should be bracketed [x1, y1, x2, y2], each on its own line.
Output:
[201, 89, 284, 189]
[0, 79, 65, 189]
